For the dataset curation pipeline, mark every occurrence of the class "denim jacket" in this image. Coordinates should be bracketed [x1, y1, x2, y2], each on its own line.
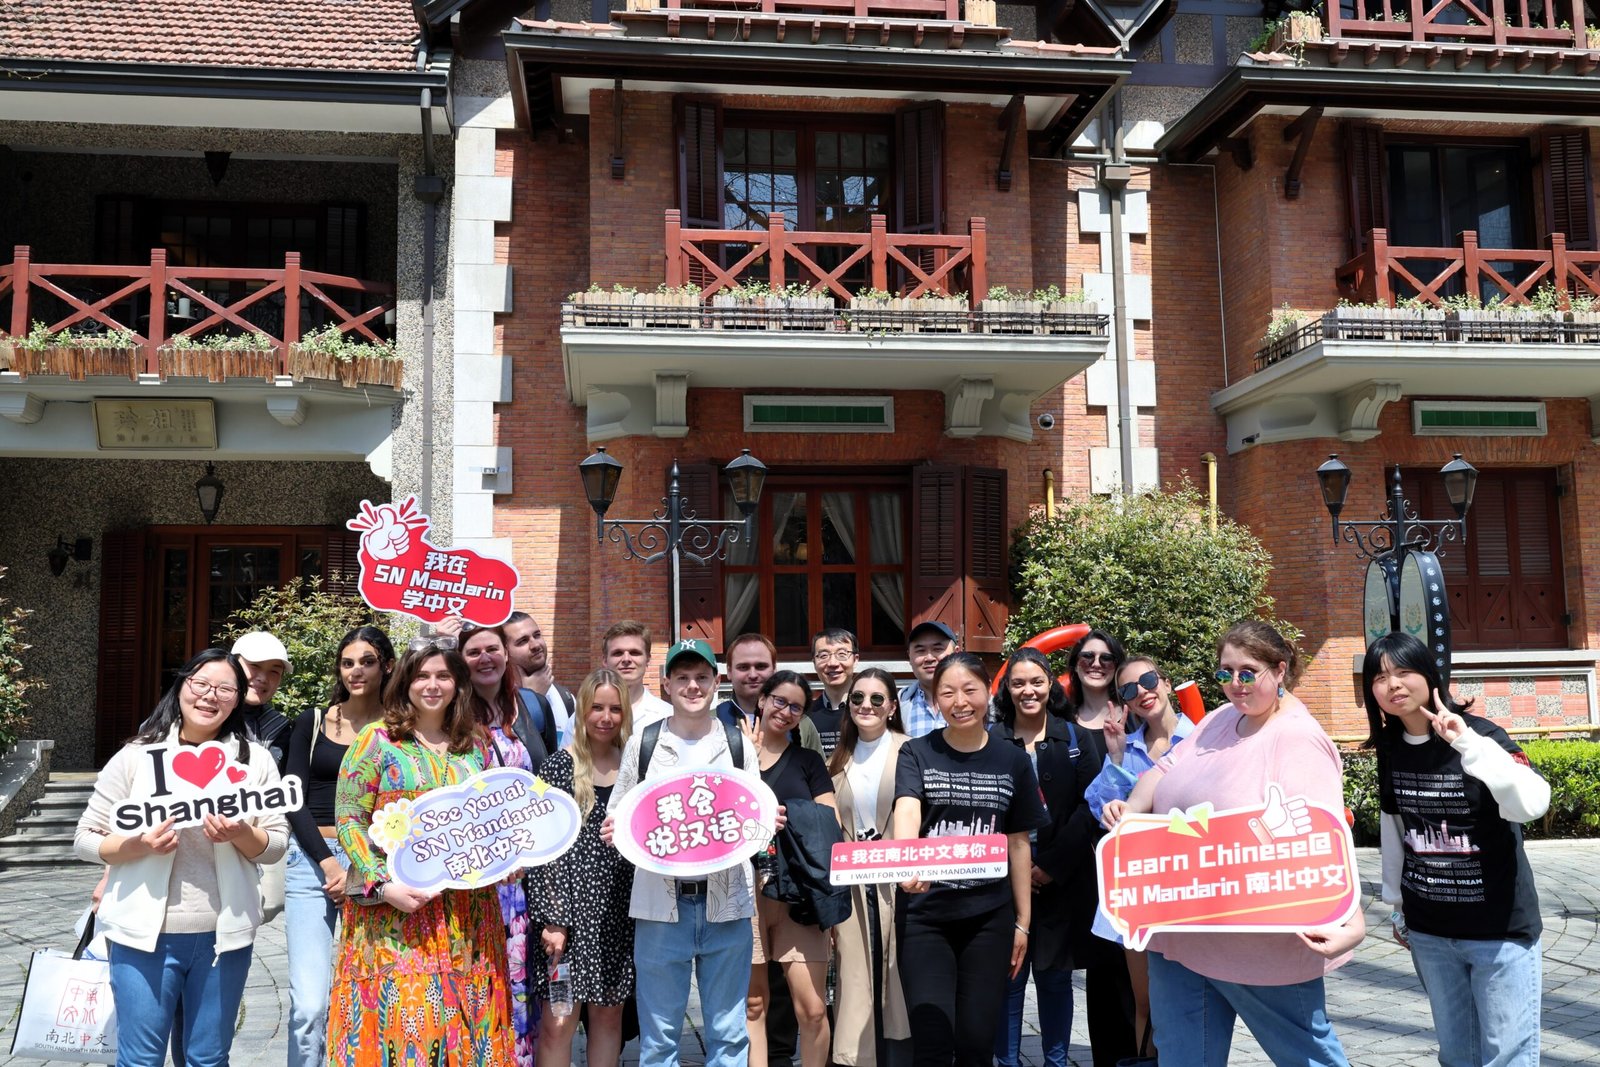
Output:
[1083, 714, 1196, 821]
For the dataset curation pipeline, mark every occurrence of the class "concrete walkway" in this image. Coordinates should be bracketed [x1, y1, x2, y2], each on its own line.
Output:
[3, 842, 1598, 1065]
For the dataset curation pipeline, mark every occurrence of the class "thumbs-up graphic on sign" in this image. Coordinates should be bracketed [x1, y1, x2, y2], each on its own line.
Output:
[363, 504, 413, 560]
[1254, 784, 1312, 841]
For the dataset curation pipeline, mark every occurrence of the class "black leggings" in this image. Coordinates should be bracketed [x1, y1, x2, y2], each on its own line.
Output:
[896, 899, 1015, 1067]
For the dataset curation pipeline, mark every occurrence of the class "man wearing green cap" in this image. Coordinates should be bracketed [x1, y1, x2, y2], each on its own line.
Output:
[606, 637, 762, 1067]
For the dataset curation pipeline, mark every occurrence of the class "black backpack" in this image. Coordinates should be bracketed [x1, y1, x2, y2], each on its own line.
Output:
[638, 718, 745, 776]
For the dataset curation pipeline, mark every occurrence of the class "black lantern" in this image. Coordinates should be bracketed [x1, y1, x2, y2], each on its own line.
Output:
[195, 463, 225, 524]
[1439, 453, 1479, 520]
[724, 449, 767, 518]
[1315, 454, 1352, 520]
[578, 447, 625, 519]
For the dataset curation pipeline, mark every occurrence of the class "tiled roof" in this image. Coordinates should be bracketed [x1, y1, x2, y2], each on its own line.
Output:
[0, 0, 421, 72]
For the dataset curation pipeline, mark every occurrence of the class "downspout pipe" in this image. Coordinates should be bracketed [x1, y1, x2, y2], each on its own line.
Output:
[415, 63, 448, 517]
[1099, 93, 1134, 494]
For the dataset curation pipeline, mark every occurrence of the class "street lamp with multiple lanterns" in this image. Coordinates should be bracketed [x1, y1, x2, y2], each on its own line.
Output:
[579, 447, 768, 642]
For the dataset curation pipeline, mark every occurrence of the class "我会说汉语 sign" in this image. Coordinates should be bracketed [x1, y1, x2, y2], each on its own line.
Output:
[367, 767, 582, 891]
[828, 834, 1009, 885]
[111, 742, 303, 833]
[611, 767, 779, 878]
[1096, 784, 1358, 951]
[346, 496, 521, 626]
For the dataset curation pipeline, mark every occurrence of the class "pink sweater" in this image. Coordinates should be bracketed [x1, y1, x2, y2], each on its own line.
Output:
[1147, 696, 1353, 985]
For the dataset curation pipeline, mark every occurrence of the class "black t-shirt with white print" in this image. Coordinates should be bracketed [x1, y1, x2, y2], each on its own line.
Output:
[894, 730, 1048, 920]
[1379, 715, 1542, 942]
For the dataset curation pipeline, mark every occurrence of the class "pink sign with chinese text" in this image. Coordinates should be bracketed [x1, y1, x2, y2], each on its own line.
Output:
[829, 834, 1010, 886]
[611, 767, 780, 878]
[346, 497, 521, 626]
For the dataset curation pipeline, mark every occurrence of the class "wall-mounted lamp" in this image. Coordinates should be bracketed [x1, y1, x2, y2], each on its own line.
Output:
[195, 463, 225, 524]
[47, 536, 92, 577]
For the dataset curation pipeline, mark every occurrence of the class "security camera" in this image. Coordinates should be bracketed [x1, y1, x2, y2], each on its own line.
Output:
[1241, 433, 1261, 445]
[1037, 413, 1056, 430]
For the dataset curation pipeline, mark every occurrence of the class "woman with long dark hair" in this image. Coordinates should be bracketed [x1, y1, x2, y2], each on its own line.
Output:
[892, 652, 1047, 1067]
[990, 647, 1102, 1067]
[75, 649, 288, 1067]
[281, 625, 395, 1067]
[827, 667, 909, 1067]
[1363, 632, 1548, 1067]
[328, 640, 514, 1067]
[1064, 630, 1126, 762]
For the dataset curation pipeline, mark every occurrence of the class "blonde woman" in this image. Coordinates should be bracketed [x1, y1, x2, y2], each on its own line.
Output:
[532, 669, 636, 1067]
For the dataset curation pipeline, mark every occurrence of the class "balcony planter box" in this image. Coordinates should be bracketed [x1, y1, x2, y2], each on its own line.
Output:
[638, 290, 702, 329]
[1454, 308, 1562, 343]
[5, 345, 140, 381]
[287, 348, 403, 388]
[773, 294, 836, 331]
[568, 291, 645, 328]
[1268, 11, 1323, 51]
[1566, 310, 1600, 343]
[849, 295, 969, 333]
[710, 293, 771, 330]
[1040, 298, 1100, 335]
[1328, 305, 1447, 342]
[965, 0, 997, 25]
[159, 346, 278, 383]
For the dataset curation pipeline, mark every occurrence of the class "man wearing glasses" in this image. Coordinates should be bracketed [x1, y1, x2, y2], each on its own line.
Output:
[805, 627, 858, 757]
[898, 621, 959, 738]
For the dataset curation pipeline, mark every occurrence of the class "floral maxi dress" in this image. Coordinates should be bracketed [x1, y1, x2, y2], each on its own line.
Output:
[329, 725, 515, 1067]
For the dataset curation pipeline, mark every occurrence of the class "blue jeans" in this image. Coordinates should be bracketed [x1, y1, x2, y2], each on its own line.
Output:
[1408, 930, 1541, 1067]
[993, 946, 1074, 1067]
[632, 895, 754, 1067]
[284, 839, 348, 1067]
[108, 933, 252, 1067]
[1146, 951, 1348, 1067]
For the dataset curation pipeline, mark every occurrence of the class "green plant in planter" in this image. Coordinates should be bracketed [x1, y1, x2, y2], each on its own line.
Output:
[1262, 303, 1309, 346]
[852, 287, 895, 304]
[167, 330, 277, 351]
[295, 325, 398, 363]
[10, 321, 139, 350]
[0, 566, 43, 755]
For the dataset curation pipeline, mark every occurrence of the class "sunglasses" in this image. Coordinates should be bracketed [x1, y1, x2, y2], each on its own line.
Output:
[849, 691, 888, 707]
[1116, 671, 1161, 704]
[1079, 651, 1116, 667]
[1214, 668, 1260, 686]
[407, 636, 458, 654]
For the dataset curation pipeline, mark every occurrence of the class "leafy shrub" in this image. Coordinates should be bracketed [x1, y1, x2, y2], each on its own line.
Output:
[1007, 482, 1298, 709]
[294, 325, 397, 363]
[0, 567, 43, 754]
[1342, 738, 1600, 841]
[217, 577, 374, 719]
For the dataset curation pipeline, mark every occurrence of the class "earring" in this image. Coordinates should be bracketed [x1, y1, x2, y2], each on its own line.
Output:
[1277, 684, 1286, 697]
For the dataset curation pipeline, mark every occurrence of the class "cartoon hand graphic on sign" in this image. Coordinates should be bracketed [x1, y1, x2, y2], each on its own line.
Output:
[363, 505, 412, 560]
[1252, 784, 1312, 843]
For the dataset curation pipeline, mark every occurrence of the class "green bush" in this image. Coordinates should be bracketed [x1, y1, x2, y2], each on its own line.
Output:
[1342, 738, 1600, 841]
[1007, 483, 1298, 708]
[0, 566, 43, 754]
[217, 577, 374, 719]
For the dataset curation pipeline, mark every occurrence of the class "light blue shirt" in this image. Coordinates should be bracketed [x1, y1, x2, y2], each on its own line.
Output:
[898, 682, 944, 739]
[1084, 715, 1197, 821]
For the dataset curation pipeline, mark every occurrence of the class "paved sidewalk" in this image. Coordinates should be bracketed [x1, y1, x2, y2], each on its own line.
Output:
[4, 842, 1598, 1065]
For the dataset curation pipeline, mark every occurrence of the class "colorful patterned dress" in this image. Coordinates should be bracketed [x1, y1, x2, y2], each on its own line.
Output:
[485, 722, 538, 1067]
[330, 724, 515, 1067]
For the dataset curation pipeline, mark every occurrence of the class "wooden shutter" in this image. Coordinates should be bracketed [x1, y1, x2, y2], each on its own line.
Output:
[962, 467, 1009, 654]
[1541, 128, 1595, 251]
[323, 529, 362, 599]
[676, 463, 724, 648]
[910, 463, 964, 640]
[676, 98, 725, 229]
[1345, 122, 1387, 255]
[894, 101, 945, 235]
[96, 528, 150, 765]
[1509, 471, 1565, 647]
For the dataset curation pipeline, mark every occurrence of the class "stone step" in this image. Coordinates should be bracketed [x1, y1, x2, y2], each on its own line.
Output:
[30, 792, 94, 813]
[13, 815, 82, 837]
[0, 842, 80, 868]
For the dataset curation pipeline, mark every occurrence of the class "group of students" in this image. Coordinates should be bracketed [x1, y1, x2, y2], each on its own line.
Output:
[72, 609, 1548, 1067]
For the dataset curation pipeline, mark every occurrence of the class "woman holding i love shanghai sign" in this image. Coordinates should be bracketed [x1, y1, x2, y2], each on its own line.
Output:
[74, 648, 288, 1067]
[1363, 631, 1548, 1067]
[328, 638, 514, 1067]
[1103, 621, 1365, 1067]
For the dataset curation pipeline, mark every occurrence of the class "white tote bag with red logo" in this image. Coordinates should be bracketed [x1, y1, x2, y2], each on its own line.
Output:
[9, 913, 117, 1063]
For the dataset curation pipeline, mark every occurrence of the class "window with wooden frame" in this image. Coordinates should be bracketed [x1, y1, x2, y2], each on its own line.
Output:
[1401, 468, 1567, 652]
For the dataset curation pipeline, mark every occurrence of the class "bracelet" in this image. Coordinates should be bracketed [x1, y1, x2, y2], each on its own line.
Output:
[1015, 923, 1030, 935]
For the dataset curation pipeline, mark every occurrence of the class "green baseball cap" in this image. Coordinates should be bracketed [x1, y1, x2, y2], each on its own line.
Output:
[664, 638, 718, 674]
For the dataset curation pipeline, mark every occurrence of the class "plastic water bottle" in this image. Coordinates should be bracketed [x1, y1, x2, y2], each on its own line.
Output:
[548, 962, 573, 1018]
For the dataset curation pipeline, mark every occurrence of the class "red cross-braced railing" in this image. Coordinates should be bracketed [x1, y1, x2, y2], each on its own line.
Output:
[1336, 229, 1600, 306]
[1325, 0, 1589, 48]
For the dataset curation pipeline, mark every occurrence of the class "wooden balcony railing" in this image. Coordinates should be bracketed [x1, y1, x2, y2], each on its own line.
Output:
[1326, 0, 1592, 48]
[1336, 229, 1600, 306]
[662, 0, 962, 19]
[666, 210, 986, 308]
[0, 246, 394, 375]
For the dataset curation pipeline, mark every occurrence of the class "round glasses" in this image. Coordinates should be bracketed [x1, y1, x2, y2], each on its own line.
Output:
[765, 696, 805, 716]
[849, 691, 888, 707]
[813, 650, 858, 664]
[186, 677, 239, 701]
[1079, 651, 1117, 667]
[1214, 668, 1259, 687]
[1116, 670, 1161, 704]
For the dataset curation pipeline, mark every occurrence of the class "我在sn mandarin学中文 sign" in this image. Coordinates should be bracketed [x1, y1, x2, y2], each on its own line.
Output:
[346, 496, 521, 627]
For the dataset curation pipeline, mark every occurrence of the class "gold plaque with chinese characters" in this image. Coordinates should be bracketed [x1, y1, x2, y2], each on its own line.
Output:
[94, 399, 218, 450]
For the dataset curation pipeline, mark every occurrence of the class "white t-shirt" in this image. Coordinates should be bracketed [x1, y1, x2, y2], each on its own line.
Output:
[846, 732, 893, 838]
[630, 689, 674, 732]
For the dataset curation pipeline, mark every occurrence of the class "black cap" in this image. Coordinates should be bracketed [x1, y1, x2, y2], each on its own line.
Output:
[906, 620, 957, 645]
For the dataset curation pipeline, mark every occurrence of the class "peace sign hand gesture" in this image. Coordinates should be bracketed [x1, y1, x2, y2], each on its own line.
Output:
[1424, 689, 1466, 744]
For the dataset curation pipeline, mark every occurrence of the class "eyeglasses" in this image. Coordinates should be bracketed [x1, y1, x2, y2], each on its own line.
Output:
[186, 677, 239, 701]
[813, 650, 857, 664]
[1079, 652, 1116, 667]
[1116, 671, 1161, 704]
[764, 696, 805, 716]
[849, 691, 888, 707]
[1214, 668, 1259, 687]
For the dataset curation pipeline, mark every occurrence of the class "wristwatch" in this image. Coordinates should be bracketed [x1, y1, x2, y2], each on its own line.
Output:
[355, 881, 389, 907]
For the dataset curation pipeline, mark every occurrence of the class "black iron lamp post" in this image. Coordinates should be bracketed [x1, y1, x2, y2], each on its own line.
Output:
[580, 447, 768, 641]
[1316, 452, 1478, 681]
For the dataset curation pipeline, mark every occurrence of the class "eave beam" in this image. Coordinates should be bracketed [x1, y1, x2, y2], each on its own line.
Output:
[1282, 105, 1322, 200]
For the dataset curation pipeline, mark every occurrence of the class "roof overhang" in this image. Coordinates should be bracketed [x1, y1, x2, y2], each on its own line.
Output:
[0, 56, 450, 134]
[1159, 55, 1600, 163]
[504, 21, 1129, 144]
[1210, 339, 1600, 453]
[561, 327, 1109, 441]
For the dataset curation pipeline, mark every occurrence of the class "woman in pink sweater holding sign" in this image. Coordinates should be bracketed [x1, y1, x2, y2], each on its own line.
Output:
[1103, 621, 1365, 1067]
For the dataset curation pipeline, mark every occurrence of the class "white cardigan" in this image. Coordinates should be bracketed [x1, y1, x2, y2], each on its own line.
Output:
[74, 731, 289, 953]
